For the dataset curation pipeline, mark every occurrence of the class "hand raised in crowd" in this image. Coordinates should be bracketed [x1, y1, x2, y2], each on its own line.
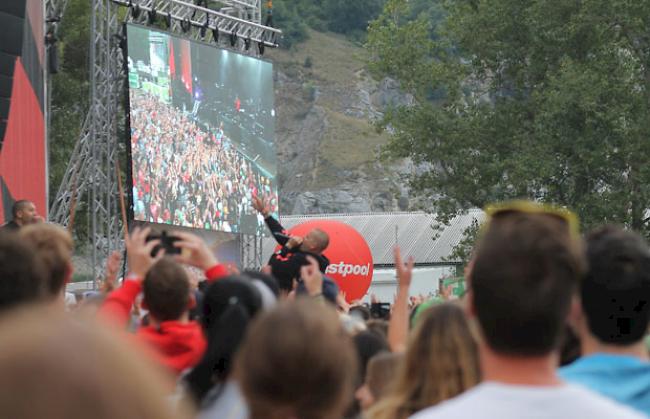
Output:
[394, 247, 414, 290]
[251, 195, 271, 216]
[125, 227, 164, 278]
[102, 250, 122, 292]
[172, 231, 219, 271]
[337, 291, 350, 314]
[370, 292, 379, 305]
[300, 256, 323, 297]
[286, 236, 303, 250]
[441, 283, 454, 301]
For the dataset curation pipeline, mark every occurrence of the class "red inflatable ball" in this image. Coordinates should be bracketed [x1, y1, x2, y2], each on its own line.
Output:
[285, 220, 373, 303]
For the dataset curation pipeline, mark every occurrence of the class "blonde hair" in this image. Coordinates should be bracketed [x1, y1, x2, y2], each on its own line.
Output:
[0, 305, 191, 419]
[19, 223, 73, 296]
[368, 303, 480, 419]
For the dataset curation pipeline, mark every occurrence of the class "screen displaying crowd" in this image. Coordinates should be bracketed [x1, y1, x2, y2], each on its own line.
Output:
[126, 24, 277, 235]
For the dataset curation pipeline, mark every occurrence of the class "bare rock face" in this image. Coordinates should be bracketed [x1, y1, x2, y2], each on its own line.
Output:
[270, 33, 417, 216]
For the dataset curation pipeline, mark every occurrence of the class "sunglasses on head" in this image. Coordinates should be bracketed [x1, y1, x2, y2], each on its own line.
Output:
[484, 200, 580, 239]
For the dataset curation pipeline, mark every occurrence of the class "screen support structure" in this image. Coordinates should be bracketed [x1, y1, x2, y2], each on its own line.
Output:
[49, 0, 279, 283]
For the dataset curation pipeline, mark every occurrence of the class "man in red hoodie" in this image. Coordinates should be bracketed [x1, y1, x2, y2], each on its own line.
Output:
[100, 227, 228, 375]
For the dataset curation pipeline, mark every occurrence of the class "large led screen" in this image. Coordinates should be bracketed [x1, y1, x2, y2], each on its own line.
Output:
[126, 24, 277, 235]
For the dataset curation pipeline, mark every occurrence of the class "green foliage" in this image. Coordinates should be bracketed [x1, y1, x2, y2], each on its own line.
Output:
[272, 0, 387, 48]
[367, 0, 650, 237]
[49, 0, 91, 242]
[273, 0, 309, 48]
[49, 0, 90, 195]
[322, 0, 386, 36]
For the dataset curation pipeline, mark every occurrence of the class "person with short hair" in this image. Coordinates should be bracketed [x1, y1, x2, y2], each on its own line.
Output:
[411, 203, 644, 419]
[0, 233, 47, 313]
[355, 352, 403, 412]
[99, 228, 229, 375]
[19, 223, 74, 302]
[252, 195, 330, 291]
[236, 300, 357, 419]
[560, 226, 650, 415]
[0, 305, 191, 419]
[2, 200, 40, 230]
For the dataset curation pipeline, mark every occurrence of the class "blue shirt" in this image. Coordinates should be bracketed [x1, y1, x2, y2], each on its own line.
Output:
[560, 353, 650, 416]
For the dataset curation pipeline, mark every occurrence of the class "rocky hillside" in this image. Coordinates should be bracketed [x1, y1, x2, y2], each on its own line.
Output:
[266, 30, 414, 215]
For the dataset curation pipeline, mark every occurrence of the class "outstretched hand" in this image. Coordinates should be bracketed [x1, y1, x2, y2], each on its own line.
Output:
[252, 195, 271, 217]
[102, 250, 122, 292]
[441, 283, 454, 301]
[172, 231, 219, 271]
[394, 247, 414, 290]
[300, 256, 323, 297]
[125, 227, 164, 278]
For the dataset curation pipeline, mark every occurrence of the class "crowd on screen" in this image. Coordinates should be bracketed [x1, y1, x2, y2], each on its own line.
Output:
[0, 197, 649, 419]
[130, 90, 278, 234]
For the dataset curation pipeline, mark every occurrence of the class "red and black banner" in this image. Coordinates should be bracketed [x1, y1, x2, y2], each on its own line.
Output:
[0, 0, 46, 223]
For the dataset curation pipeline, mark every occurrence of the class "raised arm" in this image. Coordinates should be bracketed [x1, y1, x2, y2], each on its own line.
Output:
[252, 195, 288, 246]
[388, 247, 414, 353]
[100, 228, 163, 326]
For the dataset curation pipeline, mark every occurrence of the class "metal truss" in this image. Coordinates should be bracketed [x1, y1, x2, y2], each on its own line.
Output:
[240, 233, 264, 270]
[50, 0, 124, 285]
[112, 0, 280, 48]
[50, 0, 281, 279]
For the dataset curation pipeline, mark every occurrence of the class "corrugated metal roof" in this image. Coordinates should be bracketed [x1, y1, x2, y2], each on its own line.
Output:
[262, 210, 485, 266]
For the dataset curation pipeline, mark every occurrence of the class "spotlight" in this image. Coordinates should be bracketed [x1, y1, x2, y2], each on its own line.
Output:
[230, 26, 238, 47]
[244, 34, 251, 51]
[181, 18, 191, 33]
[113, 33, 127, 51]
[147, 8, 157, 25]
[200, 16, 209, 39]
[212, 28, 219, 43]
[258, 41, 265, 55]
[165, 13, 172, 28]
[45, 30, 59, 74]
[130, 2, 141, 19]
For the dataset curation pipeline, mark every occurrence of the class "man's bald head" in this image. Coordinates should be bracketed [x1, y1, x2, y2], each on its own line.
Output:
[302, 228, 330, 254]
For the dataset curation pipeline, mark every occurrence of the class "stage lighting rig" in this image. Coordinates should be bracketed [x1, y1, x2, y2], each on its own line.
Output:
[212, 27, 219, 43]
[129, 1, 141, 19]
[181, 17, 192, 32]
[200, 15, 209, 39]
[147, 7, 157, 24]
[257, 40, 265, 55]
[244, 32, 251, 50]
[111, 0, 282, 53]
[230, 24, 238, 46]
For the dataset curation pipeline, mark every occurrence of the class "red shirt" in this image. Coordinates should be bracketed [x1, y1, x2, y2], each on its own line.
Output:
[99, 264, 229, 375]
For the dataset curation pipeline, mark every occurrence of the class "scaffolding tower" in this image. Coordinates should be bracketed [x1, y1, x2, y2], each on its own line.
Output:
[48, 0, 279, 283]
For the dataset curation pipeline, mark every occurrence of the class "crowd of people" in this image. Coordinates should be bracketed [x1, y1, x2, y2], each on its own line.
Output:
[0, 198, 649, 419]
[130, 90, 278, 234]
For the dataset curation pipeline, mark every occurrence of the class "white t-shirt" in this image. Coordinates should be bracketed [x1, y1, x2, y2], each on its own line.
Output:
[410, 382, 645, 419]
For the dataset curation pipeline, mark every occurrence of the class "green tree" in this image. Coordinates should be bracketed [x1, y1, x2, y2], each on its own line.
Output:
[49, 0, 91, 243]
[323, 0, 386, 37]
[367, 0, 650, 237]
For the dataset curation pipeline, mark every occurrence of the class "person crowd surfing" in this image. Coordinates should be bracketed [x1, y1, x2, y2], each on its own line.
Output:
[251, 195, 331, 292]
[0, 199, 648, 419]
[130, 90, 278, 234]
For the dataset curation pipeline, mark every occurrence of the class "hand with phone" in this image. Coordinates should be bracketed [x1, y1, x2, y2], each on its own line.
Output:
[126, 227, 165, 278]
[171, 231, 219, 271]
